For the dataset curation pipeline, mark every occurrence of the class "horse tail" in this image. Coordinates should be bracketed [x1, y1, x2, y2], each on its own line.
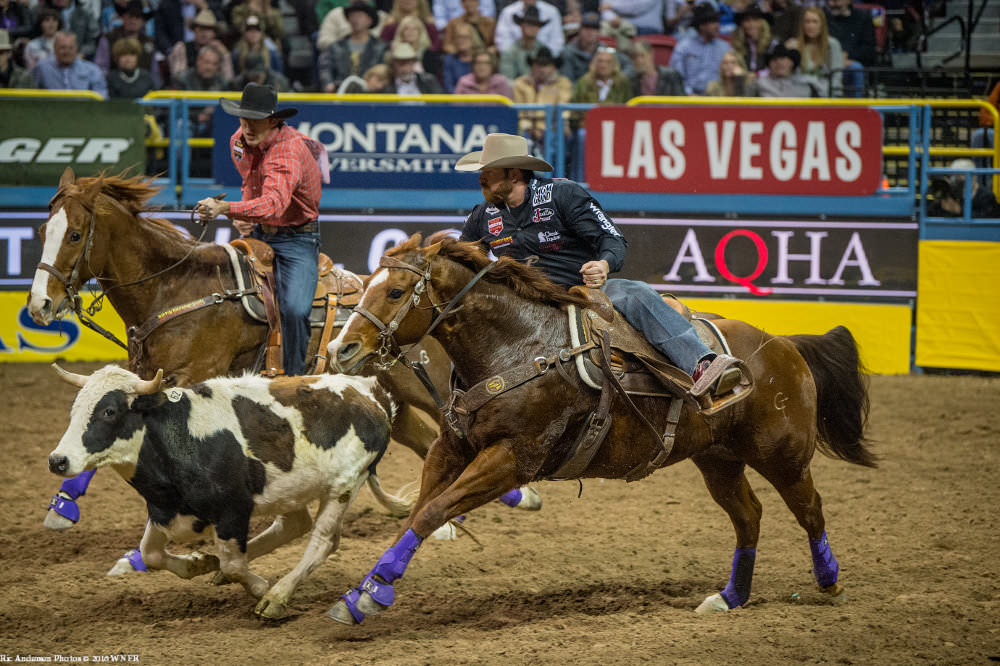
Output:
[787, 326, 877, 468]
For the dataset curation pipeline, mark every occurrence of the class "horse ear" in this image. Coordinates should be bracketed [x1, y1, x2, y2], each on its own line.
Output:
[59, 167, 75, 189]
[411, 233, 423, 248]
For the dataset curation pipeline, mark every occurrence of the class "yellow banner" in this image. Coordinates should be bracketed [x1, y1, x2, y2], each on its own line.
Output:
[0, 292, 128, 362]
[915, 241, 1000, 372]
[681, 298, 912, 375]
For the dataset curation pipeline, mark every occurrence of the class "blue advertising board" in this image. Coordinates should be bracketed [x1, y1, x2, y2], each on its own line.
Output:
[212, 103, 519, 189]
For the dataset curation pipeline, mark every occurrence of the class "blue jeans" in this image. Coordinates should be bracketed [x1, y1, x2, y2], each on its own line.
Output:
[843, 62, 865, 98]
[604, 279, 712, 375]
[252, 227, 320, 376]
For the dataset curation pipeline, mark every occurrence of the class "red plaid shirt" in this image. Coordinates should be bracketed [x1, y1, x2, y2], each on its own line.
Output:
[227, 124, 322, 227]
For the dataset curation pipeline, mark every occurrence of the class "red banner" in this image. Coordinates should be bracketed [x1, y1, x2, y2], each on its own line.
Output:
[585, 106, 883, 196]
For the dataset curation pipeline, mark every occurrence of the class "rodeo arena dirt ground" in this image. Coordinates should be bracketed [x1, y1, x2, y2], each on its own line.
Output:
[0, 361, 998, 665]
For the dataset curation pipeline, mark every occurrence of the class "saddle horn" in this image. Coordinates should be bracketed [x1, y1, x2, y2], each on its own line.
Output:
[51, 363, 89, 388]
[133, 369, 164, 395]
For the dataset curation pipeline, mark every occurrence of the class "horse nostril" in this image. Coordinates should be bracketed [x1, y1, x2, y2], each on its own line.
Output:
[48, 455, 69, 475]
[337, 342, 359, 363]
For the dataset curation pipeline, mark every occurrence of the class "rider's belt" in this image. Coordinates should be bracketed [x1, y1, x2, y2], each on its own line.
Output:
[259, 221, 318, 235]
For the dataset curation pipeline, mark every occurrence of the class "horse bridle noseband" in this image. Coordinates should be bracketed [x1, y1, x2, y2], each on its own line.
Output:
[351, 253, 496, 410]
[35, 191, 210, 351]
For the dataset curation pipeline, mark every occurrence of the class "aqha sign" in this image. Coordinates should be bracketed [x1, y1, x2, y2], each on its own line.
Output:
[586, 106, 883, 195]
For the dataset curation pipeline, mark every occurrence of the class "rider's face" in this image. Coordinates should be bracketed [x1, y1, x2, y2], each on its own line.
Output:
[479, 167, 514, 206]
[240, 116, 279, 147]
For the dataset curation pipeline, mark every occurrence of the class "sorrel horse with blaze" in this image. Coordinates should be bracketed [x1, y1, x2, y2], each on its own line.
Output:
[324, 234, 876, 624]
[25, 169, 464, 548]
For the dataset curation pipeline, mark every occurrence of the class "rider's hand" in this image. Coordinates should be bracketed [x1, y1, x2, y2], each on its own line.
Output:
[196, 197, 229, 221]
[233, 219, 254, 236]
[580, 260, 609, 288]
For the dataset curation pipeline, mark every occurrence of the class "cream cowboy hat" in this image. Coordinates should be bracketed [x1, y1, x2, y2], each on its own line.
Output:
[455, 133, 554, 172]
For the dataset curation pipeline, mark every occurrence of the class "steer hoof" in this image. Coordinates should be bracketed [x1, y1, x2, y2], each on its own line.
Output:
[694, 593, 731, 614]
[209, 571, 234, 586]
[255, 596, 289, 620]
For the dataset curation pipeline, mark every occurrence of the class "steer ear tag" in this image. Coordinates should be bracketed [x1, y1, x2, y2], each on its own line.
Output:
[166, 388, 183, 403]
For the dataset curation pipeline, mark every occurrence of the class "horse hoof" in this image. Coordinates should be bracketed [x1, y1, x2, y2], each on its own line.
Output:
[431, 523, 458, 541]
[326, 600, 358, 625]
[694, 593, 730, 614]
[820, 583, 847, 605]
[43, 511, 76, 531]
[107, 557, 139, 577]
[516, 486, 543, 511]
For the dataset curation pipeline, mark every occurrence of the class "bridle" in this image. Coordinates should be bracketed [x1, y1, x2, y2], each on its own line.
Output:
[35, 190, 209, 350]
[350, 251, 496, 409]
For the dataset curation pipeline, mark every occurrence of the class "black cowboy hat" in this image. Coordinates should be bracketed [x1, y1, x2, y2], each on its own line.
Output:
[343, 0, 378, 24]
[526, 45, 560, 68]
[766, 42, 801, 68]
[690, 3, 721, 26]
[118, 0, 153, 19]
[220, 82, 297, 119]
[514, 6, 548, 27]
[580, 11, 601, 29]
[734, 3, 773, 25]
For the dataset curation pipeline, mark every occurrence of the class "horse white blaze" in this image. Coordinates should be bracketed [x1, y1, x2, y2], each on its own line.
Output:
[28, 207, 70, 322]
[328, 268, 389, 364]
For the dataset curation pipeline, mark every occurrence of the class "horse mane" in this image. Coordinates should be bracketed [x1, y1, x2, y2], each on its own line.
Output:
[70, 172, 184, 238]
[391, 234, 590, 308]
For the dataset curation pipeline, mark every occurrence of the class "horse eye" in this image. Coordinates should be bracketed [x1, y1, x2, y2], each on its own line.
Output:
[388, 288, 405, 300]
[69, 231, 82, 243]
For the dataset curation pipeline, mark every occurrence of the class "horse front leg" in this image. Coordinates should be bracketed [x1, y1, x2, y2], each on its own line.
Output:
[691, 453, 763, 614]
[327, 443, 521, 626]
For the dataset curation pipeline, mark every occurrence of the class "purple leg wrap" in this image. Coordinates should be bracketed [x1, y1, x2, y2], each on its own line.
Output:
[60, 469, 97, 499]
[499, 488, 523, 507]
[340, 529, 423, 623]
[124, 549, 148, 572]
[720, 547, 756, 609]
[48, 470, 97, 523]
[810, 532, 839, 588]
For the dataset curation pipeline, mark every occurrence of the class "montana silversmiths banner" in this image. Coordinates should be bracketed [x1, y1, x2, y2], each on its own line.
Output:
[0, 100, 145, 186]
[212, 103, 518, 189]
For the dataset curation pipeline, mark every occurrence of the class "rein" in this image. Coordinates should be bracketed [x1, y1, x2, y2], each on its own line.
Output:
[353, 254, 497, 412]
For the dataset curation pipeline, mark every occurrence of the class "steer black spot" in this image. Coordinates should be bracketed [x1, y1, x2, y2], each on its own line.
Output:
[231, 395, 295, 472]
[192, 384, 213, 399]
[269, 381, 391, 454]
[82, 390, 144, 454]
[247, 458, 266, 495]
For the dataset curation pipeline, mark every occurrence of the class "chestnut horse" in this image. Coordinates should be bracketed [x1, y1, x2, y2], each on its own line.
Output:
[26, 169, 454, 544]
[325, 234, 876, 624]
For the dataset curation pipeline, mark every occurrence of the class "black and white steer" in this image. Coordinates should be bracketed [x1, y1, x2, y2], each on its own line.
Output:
[48, 364, 410, 620]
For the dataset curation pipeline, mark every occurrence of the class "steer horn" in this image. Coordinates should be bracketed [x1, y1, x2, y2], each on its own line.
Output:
[52, 363, 89, 388]
[133, 369, 164, 395]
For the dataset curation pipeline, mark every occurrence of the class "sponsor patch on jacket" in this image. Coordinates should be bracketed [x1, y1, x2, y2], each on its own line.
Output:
[590, 202, 622, 237]
[489, 235, 513, 251]
[537, 230, 564, 252]
[532, 207, 554, 224]
[233, 140, 244, 160]
[531, 183, 553, 206]
[487, 216, 504, 235]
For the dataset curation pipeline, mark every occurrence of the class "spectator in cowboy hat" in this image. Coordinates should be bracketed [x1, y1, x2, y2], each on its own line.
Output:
[512, 45, 571, 147]
[757, 42, 826, 98]
[168, 7, 232, 85]
[731, 3, 772, 73]
[0, 28, 33, 88]
[318, 0, 386, 93]
[230, 0, 284, 46]
[560, 11, 632, 84]
[494, 0, 563, 56]
[384, 41, 442, 94]
[669, 2, 731, 94]
[94, 0, 155, 75]
[499, 5, 546, 81]
[232, 14, 284, 76]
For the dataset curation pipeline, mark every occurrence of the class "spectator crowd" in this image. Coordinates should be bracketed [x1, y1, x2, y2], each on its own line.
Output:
[0, 0, 900, 100]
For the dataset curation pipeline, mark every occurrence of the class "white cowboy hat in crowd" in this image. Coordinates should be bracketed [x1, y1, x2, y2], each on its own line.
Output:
[455, 133, 554, 172]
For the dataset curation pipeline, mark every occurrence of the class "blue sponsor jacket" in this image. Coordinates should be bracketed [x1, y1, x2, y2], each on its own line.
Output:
[460, 176, 628, 287]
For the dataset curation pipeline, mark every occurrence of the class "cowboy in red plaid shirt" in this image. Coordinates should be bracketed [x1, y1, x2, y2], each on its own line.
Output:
[198, 83, 328, 375]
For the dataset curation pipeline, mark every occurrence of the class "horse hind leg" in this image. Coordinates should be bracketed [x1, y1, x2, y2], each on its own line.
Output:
[755, 464, 846, 604]
[691, 453, 763, 614]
